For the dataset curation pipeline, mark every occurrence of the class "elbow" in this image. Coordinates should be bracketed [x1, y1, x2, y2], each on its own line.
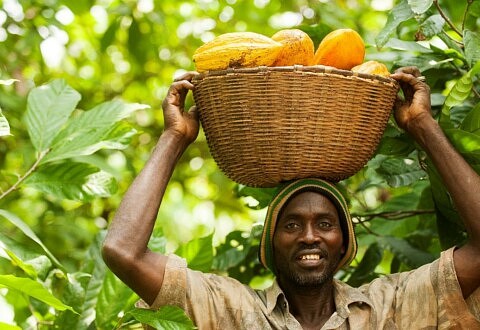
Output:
[101, 238, 136, 274]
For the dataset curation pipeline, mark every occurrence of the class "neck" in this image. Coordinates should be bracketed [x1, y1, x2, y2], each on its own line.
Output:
[279, 278, 336, 329]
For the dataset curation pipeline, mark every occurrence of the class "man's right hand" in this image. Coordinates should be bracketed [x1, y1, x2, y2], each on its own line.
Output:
[162, 71, 200, 145]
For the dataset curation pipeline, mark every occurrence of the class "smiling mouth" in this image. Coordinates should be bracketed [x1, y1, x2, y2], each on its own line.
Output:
[299, 254, 321, 260]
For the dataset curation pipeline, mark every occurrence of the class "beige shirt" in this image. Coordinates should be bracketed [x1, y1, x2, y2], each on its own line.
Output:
[151, 248, 480, 329]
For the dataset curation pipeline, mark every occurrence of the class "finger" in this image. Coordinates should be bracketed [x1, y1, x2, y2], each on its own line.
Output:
[390, 71, 427, 91]
[393, 66, 421, 77]
[174, 71, 199, 82]
[187, 105, 199, 121]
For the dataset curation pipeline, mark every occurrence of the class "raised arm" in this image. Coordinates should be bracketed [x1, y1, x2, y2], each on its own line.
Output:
[391, 66, 480, 298]
[102, 72, 199, 305]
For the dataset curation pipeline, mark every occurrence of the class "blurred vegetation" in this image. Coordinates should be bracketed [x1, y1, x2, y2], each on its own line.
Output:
[0, 0, 479, 328]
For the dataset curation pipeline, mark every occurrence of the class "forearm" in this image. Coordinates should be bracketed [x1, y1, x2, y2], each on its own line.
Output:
[103, 131, 190, 264]
[410, 116, 480, 244]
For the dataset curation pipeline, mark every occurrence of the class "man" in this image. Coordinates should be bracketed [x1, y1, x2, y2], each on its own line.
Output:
[102, 66, 480, 329]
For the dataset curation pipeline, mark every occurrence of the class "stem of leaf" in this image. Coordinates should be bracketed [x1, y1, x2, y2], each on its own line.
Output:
[0, 149, 49, 201]
[462, 0, 473, 31]
[433, 0, 463, 37]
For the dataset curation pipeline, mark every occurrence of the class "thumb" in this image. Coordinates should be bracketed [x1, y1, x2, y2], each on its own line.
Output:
[188, 105, 199, 121]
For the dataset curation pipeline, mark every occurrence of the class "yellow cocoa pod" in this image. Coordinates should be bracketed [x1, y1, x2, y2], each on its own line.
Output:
[313, 28, 365, 70]
[351, 60, 390, 77]
[193, 32, 283, 72]
[271, 29, 315, 66]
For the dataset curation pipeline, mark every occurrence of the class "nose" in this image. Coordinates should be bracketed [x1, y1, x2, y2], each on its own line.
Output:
[300, 223, 320, 244]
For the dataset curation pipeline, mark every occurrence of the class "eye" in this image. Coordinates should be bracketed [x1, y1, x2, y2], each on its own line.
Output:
[285, 221, 300, 230]
[318, 220, 333, 228]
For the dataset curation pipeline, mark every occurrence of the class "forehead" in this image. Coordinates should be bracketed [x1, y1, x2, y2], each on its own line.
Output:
[279, 190, 339, 217]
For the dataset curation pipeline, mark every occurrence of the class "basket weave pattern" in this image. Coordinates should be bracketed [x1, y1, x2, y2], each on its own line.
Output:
[193, 66, 399, 187]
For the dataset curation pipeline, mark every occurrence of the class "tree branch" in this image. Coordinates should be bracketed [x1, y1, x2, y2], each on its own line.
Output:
[0, 149, 49, 201]
[433, 0, 463, 37]
[352, 209, 436, 223]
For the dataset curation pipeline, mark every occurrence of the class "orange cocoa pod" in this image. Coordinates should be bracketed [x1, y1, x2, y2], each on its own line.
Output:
[271, 29, 315, 66]
[313, 28, 365, 70]
[192, 32, 283, 72]
[351, 60, 390, 77]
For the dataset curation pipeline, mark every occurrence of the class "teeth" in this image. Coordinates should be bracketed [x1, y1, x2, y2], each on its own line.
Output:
[301, 254, 320, 260]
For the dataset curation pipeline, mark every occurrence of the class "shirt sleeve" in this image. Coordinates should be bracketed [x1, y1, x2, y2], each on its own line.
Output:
[362, 247, 480, 329]
[149, 254, 270, 329]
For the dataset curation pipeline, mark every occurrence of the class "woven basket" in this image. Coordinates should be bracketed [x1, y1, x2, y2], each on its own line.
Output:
[192, 65, 399, 187]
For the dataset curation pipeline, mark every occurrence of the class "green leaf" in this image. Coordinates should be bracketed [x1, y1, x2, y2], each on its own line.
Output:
[435, 205, 466, 250]
[376, 135, 416, 156]
[101, 18, 120, 52]
[384, 38, 433, 53]
[41, 101, 147, 163]
[73, 231, 109, 330]
[347, 243, 383, 287]
[175, 234, 213, 272]
[442, 71, 473, 122]
[24, 79, 81, 152]
[4, 249, 38, 279]
[461, 103, 480, 134]
[0, 275, 76, 313]
[0, 322, 21, 330]
[444, 128, 480, 163]
[420, 14, 445, 38]
[95, 271, 135, 329]
[24, 161, 117, 201]
[0, 79, 19, 85]
[235, 185, 276, 210]
[0, 210, 63, 270]
[464, 30, 480, 68]
[407, 0, 433, 14]
[128, 306, 196, 330]
[0, 108, 11, 137]
[213, 230, 253, 271]
[376, 0, 414, 48]
[379, 237, 435, 269]
[376, 157, 426, 187]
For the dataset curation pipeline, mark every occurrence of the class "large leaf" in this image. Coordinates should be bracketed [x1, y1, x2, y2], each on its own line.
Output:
[420, 14, 445, 38]
[347, 243, 383, 287]
[407, 0, 433, 14]
[375, 0, 414, 48]
[128, 306, 196, 330]
[461, 103, 480, 134]
[464, 30, 480, 68]
[0, 322, 21, 330]
[442, 71, 473, 123]
[95, 270, 136, 329]
[0, 275, 76, 313]
[213, 230, 254, 271]
[0, 108, 10, 137]
[378, 237, 435, 269]
[24, 79, 81, 152]
[175, 234, 214, 272]
[41, 101, 148, 163]
[376, 156, 426, 187]
[0, 209, 63, 270]
[24, 161, 117, 201]
[445, 128, 480, 163]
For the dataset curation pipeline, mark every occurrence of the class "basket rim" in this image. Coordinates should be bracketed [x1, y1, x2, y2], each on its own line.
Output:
[192, 64, 399, 86]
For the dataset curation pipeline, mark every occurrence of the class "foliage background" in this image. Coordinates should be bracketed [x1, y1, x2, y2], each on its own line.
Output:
[0, 0, 479, 328]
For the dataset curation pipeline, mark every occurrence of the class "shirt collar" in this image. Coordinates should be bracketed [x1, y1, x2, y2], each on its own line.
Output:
[264, 278, 373, 315]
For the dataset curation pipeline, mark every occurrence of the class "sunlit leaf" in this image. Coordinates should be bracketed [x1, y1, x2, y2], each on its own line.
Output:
[0, 210, 63, 270]
[0, 79, 19, 85]
[24, 79, 81, 152]
[41, 101, 147, 163]
[442, 71, 473, 121]
[420, 14, 445, 38]
[0, 109, 10, 137]
[128, 306, 196, 330]
[384, 39, 432, 53]
[4, 249, 38, 279]
[95, 271, 135, 329]
[24, 161, 117, 201]
[176, 234, 213, 272]
[408, 0, 433, 14]
[0, 322, 21, 330]
[445, 128, 480, 163]
[464, 30, 480, 67]
[0, 275, 76, 313]
[376, 0, 414, 48]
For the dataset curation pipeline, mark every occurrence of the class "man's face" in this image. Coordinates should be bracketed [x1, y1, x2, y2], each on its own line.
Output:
[273, 191, 345, 288]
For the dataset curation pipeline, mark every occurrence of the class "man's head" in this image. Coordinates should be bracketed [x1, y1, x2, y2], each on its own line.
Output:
[259, 178, 357, 282]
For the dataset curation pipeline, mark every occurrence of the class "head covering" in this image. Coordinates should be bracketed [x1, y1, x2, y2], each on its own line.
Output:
[259, 178, 357, 274]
